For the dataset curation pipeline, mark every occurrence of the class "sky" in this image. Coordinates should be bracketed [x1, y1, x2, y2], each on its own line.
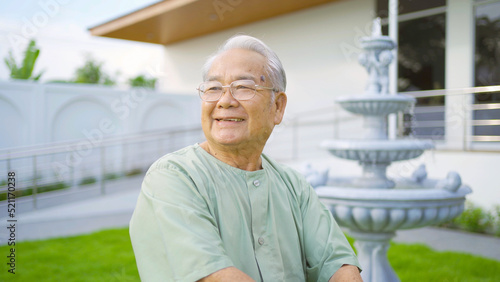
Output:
[0, 0, 164, 86]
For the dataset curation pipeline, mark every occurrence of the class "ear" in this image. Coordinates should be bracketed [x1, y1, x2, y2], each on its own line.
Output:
[273, 91, 287, 125]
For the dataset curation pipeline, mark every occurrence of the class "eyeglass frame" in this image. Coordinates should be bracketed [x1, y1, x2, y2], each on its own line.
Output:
[197, 79, 277, 102]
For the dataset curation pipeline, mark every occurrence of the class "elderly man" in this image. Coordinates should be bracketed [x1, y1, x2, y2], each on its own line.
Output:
[129, 35, 362, 282]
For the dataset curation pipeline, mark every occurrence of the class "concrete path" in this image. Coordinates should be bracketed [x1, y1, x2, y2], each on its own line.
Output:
[0, 176, 143, 244]
[1, 175, 499, 262]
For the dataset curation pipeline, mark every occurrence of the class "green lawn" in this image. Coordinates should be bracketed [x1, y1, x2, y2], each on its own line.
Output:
[1, 228, 499, 281]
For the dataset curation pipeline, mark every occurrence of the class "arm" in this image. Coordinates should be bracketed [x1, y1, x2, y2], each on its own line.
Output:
[298, 177, 362, 281]
[130, 163, 234, 281]
[198, 267, 255, 282]
[329, 265, 363, 282]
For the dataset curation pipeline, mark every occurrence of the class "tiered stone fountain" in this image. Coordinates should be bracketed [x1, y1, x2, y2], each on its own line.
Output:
[314, 19, 472, 282]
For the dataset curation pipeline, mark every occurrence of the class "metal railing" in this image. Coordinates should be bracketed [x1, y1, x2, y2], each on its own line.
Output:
[401, 85, 500, 148]
[0, 125, 204, 210]
[267, 85, 500, 161]
[1, 86, 498, 209]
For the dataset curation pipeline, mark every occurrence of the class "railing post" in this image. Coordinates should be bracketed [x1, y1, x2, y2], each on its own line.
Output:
[333, 106, 339, 139]
[100, 146, 106, 195]
[463, 92, 473, 151]
[292, 118, 298, 160]
[6, 152, 11, 174]
[33, 155, 38, 209]
[70, 162, 76, 189]
[122, 142, 127, 175]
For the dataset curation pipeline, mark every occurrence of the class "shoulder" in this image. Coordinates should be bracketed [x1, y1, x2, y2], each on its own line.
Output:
[148, 144, 201, 174]
[141, 144, 213, 199]
[262, 154, 311, 192]
[142, 145, 201, 190]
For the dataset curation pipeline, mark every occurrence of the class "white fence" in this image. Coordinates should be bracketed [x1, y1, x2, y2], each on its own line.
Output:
[0, 80, 204, 210]
[0, 80, 201, 149]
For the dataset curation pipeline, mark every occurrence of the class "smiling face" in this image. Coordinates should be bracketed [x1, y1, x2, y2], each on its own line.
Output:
[201, 48, 287, 154]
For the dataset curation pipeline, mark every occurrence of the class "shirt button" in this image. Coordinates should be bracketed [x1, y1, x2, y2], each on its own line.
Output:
[258, 237, 264, 245]
[253, 180, 260, 187]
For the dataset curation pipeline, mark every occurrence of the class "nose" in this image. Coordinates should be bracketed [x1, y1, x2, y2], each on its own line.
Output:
[217, 87, 238, 107]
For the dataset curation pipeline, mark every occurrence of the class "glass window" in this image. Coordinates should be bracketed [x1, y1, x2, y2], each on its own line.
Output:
[474, 0, 500, 139]
[377, 0, 447, 140]
[397, 13, 446, 92]
[377, 0, 446, 17]
[475, 0, 500, 87]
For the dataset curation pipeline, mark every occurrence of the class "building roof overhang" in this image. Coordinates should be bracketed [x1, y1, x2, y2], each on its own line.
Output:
[89, 0, 339, 45]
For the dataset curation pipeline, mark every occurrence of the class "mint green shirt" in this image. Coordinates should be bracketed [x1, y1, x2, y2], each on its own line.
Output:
[129, 144, 360, 282]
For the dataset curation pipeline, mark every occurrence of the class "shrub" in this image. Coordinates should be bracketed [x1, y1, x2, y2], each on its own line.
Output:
[4, 39, 44, 81]
[79, 176, 97, 186]
[128, 74, 157, 89]
[104, 172, 120, 181]
[440, 202, 499, 236]
[125, 168, 143, 177]
[454, 204, 493, 233]
[0, 182, 69, 201]
[37, 182, 69, 193]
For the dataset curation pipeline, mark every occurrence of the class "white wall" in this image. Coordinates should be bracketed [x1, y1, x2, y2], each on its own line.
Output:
[0, 80, 200, 149]
[159, 0, 374, 116]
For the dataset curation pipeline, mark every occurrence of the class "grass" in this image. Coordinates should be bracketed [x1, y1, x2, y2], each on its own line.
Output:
[0, 228, 138, 281]
[1, 229, 499, 281]
[345, 235, 500, 281]
[389, 243, 500, 281]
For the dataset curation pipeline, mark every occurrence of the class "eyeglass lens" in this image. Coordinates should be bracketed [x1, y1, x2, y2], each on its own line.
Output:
[199, 80, 256, 101]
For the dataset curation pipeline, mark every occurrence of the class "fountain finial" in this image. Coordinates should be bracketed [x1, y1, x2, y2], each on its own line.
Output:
[372, 18, 382, 37]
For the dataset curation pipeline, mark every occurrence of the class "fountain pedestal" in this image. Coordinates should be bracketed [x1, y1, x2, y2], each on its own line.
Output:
[352, 231, 397, 282]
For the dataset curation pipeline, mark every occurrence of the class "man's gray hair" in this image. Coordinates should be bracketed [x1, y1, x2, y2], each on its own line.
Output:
[202, 35, 287, 92]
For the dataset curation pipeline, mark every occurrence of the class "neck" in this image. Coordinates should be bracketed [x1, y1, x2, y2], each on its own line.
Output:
[199, 141, 264, 171]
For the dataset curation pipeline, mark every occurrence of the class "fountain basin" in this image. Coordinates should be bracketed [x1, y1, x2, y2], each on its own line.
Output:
[336, 94, 415, 116]
[321, 139, 434, 164]
[360, 36, 396, 50]
[316, 185, 472, 233]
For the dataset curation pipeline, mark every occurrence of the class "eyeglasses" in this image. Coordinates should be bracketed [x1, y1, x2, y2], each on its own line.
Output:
[197, 80, 276, 101]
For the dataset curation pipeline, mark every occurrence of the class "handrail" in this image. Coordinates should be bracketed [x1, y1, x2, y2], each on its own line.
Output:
[0, 125, 204, 210]
[2, 85, 499, 209]
[268, 85, 500, 161]
[400, 85, 500, 98]
[0, 125, 202, 160]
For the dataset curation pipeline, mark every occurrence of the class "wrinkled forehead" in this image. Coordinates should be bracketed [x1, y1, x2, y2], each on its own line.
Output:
[207, 49, 268, 83]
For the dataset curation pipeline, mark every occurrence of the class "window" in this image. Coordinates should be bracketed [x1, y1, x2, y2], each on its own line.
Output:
[473, 0, 500, 140]
[377, 0, 447, 140]
[475, 0, 500, 87]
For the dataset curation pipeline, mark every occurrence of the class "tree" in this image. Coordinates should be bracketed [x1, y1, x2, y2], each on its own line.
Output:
[128, 74, 157, 89]
[73, 55, 116, 85]
[4, 39, 44, 81]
